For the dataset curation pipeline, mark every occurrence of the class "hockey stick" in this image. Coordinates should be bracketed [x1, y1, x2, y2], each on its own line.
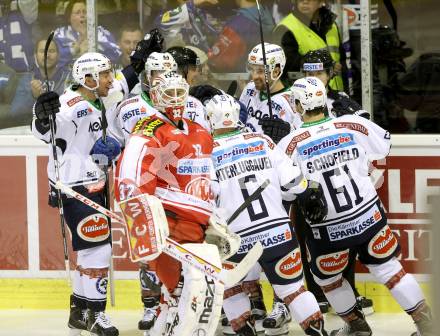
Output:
[227, 179, 270, 225]
[55, 181, 267, 286]
[95, 97, 116, 307]
[255, 0, 273, 118]
[43, 31, 71, 284]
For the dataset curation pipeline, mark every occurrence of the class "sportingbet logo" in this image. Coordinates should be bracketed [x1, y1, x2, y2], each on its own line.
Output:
[300, 133, 354, 158]
[214, 140, 265, 166]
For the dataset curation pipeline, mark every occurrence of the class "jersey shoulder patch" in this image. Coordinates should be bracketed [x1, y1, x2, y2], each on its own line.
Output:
[132, 116, 166, 137]
[334, 121, 369, 135]
[285, 131, 311, 156]
[243, 133, 275, 149]
[66, 95, 84, 107]
[119, 96, 140, 110]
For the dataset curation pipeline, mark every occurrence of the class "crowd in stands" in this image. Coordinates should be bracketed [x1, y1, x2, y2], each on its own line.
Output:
[0, 0, 438, 133]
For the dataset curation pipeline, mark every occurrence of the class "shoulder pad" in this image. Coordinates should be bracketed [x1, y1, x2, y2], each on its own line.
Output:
[132, 116, 166, 137]
[119, 96, 140, 110]
[285, 131, 311, 156]
[243, 133, 275, 149]
[334, 119, 369, 135]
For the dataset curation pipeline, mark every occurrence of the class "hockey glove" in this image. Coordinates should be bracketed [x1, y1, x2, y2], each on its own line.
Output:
[34, 91, 61, 124]
[90, 136, 121, 166]
[189, 84, 223, 106]
[258, 116, 291, 144]
[332, 96, 370, 119]
[296, 180, 328, 224]
[130, 28, 164, 74]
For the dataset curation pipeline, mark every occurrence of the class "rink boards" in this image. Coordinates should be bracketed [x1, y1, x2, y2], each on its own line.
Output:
[0, 134, 438, 311]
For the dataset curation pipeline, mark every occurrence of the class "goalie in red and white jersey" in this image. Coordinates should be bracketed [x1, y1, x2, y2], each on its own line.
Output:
[115, 71, 226, 336]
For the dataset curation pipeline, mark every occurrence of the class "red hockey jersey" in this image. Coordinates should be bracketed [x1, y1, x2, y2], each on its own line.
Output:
[115, 115, 214, 225]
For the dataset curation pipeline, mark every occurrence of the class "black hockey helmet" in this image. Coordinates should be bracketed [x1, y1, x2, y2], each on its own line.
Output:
[302, 48, 335, 74]
[166, 46, 201, 80]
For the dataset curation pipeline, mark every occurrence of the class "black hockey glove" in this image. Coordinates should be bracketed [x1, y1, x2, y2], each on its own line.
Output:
[258, 116, 291, 144]
[189, 84, 223, 106]
[130, 28, 164, 75]
[332, 96, 370, 119]
[34, 91, 61, 124]
[296, 180, 328, 224]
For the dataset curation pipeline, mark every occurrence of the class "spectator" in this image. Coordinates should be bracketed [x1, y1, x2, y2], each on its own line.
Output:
[10, 37, 69, 122]
[117, 22, 143, 69]
[0, 0, 37, 72]
[0, 62, 19, 125]
[273, 0, 344, 91]
[156, 0, 222, 52]
[53, 0, 121, 68]
[208, 0, 275, 73]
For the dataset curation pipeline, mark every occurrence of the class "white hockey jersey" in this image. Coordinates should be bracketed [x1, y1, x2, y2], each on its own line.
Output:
[184, 95, 210, 131]
[32, 78, 130, 187]
[278, 115, 391, 243]
[212, 131, 305, 254]
[239, 82, 302, 134]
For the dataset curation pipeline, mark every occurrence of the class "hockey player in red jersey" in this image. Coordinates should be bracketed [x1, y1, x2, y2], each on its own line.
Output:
[115, 71, 225, 336]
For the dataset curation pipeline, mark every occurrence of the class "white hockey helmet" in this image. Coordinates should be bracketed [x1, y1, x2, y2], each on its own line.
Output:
[145, 52, 178, 83]
[205, 94, 242, 130]
[205, 94, 243, 130]
[149, 71, 189, 122]
[72, 52, 112, 90]
[247, 43, 286, 81]
[291, 77, 327, 114]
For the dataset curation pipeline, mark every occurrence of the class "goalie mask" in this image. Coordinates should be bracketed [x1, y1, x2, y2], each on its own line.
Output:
[205, 94, 242, 131]
[291, 77, 327, 115]
[72, 52, 112, 90]
[145, 52, 178, 84]
[149, 72, 189, 123]
[247, 43, 286, 81]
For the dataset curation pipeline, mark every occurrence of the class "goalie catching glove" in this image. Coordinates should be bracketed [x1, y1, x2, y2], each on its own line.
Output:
[206, 208, 241, 260]
[296, 180, 328, 224]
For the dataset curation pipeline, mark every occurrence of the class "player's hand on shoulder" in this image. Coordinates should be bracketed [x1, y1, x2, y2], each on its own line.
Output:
[296, 180, 328, 224]
[332, 95, 370, 119]
[34, 91, 61, 123]
[258, 116, 291, 144]
[90, 136, 121, 166]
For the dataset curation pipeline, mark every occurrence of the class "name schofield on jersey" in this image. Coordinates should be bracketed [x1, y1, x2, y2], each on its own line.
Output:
[306, 148, 359, 173]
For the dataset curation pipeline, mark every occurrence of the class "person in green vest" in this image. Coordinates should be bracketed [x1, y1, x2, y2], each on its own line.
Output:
[273, 0, 344, 91]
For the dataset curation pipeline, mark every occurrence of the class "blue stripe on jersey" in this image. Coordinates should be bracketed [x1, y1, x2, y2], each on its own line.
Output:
[212, 140, 266, 167]
[298, 133, 355, 159]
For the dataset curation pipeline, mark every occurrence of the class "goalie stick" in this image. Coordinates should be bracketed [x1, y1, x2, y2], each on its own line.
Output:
[43, 31, 71, 284]
[55, 180, 270, 286]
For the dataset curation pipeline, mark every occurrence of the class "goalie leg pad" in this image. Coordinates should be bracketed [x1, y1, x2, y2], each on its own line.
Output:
[118, 193, 169, 262]
[165, 243, 224, 336]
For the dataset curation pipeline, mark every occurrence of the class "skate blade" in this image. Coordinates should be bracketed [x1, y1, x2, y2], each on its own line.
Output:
[264, 322, 290, 336]
[68, 329, 86, 336]
[362, 306, 375, 316]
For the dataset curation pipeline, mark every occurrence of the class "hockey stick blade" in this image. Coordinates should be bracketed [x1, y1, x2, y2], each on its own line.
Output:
[56, 182, 263, 286]
[227, 179, 270, 225]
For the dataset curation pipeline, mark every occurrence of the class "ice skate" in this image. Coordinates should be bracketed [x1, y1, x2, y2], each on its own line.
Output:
[138, 297, 159, 332]
[87, 310, 119, 336]
[250, 295, 267, 333]
[356, 296, 374, 316]
[330, 318, 372, 336]
[263, 301, 291, 335]
[67, 295, 87, 336]
[235, 320, 257, 336]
